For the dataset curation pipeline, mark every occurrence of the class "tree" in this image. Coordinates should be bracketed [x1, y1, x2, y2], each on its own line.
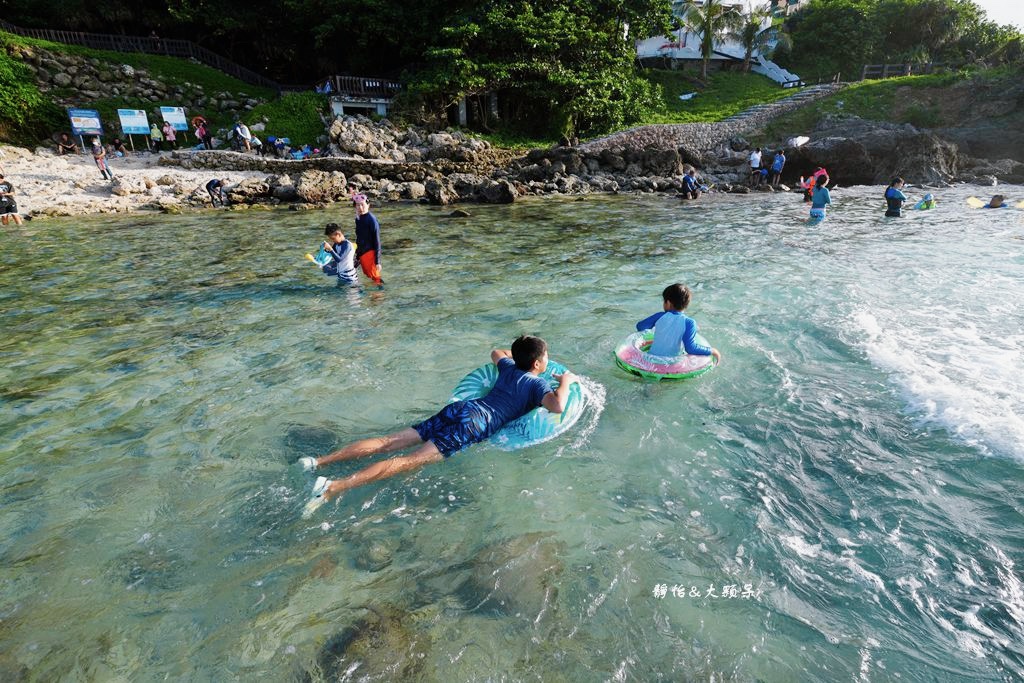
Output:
[407, 0, 672, 137]
[730, 3, 790, 71]
[681, 0, 743, 79]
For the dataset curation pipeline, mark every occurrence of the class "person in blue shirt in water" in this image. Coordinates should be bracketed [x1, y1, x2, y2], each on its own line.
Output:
[810, 174, 831, 220]
[636, 284, 722, 364]
[681, 168, 702, 200]
[319, 223, 359, 285]
[885, 177, 908, 217]
[298, 335, 577, 515]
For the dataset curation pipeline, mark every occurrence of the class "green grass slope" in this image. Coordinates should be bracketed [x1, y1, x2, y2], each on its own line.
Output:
[1, 31, 330, 147]
[758, 66, 1024, 141]
[641, 69, 803, 124]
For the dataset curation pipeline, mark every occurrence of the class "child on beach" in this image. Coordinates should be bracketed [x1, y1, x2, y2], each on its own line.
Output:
[352, 193, 383, 288]
[0, 173, 23, 226]
[636, 284, 722, 364]
[298, 335, 577, 516]
[315, 223, 359, 285]
[681, 169, 702, 200]
[90, 138, 114, 181]
[884, 177, 907, 217]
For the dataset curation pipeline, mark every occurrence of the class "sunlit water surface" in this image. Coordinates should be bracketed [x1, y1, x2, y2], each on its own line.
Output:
[2, 186, 1023, 681]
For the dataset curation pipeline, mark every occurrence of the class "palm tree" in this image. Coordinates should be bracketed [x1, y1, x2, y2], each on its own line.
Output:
[681, 0, 743, 80]
[731, 4, 780, 72]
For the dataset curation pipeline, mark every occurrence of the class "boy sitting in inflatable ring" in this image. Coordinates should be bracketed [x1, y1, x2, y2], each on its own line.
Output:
[298, 335, 577, 516]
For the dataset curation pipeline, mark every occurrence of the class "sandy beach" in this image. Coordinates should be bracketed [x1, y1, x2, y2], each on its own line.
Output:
[0, 144, 268, 217]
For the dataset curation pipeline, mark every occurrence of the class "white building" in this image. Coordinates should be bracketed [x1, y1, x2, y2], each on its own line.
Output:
[635, 1, 802, 85]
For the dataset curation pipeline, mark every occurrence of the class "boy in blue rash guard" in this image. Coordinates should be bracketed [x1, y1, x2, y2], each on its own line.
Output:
[681, 169, 702, 200]
[636, 284, 722, 364]
[319, 223, 359, 285]
[885, 177, 908, 217]
[298, 335, 577, 515]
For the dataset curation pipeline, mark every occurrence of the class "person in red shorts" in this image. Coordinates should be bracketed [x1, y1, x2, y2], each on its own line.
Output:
[352, 193, 383, 288]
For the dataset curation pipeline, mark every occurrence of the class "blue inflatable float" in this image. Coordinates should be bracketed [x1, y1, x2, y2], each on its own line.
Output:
[450, 359, 586, 450]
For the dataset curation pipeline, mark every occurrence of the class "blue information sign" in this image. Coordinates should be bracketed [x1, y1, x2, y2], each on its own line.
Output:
[117, 109, 151, 135]
[68, 108, 103, 136]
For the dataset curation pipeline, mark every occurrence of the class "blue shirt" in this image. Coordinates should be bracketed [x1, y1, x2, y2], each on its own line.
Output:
[636, 310, 712, 357]
[811, 186, 831, 209]
[682, 175, 698, 192]
[323, 240, 358, 284]
[474, 358, 551, 433]
[354, 212, 381, 261]
[885, 187, 907, 216]
[771, 153, 785, 173]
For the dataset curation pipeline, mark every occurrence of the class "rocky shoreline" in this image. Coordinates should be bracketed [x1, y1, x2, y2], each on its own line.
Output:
[2, 113, 1022, 219]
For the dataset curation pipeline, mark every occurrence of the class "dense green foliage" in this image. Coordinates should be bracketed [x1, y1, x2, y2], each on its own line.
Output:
[643, 69, 801, 123]
[246, 92, 330, 147]
[774, 0, 1023, 82]
[402, 0, 673, 138]
[0, 41, 65, 144]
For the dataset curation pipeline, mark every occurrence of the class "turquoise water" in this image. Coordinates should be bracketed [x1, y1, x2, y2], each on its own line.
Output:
[2, 188, 1023, 681]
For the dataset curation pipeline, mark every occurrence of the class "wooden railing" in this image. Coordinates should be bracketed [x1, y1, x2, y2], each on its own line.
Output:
[0, 20, 404, 100]
[860, 62, 947, 80]
[0, 19, 284, 91]
[310, 75, 403, 98]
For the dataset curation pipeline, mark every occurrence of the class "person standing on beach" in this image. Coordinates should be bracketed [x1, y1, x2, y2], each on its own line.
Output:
[149, 122, 163, 152]
[91, 138, 114, 181]
[770, 149, 786, 187]
[0, 173, 24, 226]
[748, 147, 763, 187]
[353, 193, 383, 288]
[162, 121, 177, 150]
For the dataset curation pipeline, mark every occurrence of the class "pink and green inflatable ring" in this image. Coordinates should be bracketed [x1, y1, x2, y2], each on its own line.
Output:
[613, 330, 717, 380]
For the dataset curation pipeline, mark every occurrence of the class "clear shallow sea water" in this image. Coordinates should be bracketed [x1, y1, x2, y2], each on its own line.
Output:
[1, 187, 1023, 681]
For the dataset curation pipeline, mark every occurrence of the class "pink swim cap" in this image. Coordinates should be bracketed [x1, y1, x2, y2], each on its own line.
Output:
[352, 193, 368, 204]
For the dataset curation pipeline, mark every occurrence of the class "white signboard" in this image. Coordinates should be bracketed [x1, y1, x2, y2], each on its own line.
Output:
[117, 109, 150, 135]
[159, 106, 189, 131]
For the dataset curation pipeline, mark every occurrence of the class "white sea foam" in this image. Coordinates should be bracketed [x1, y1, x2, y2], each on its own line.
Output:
[851, 308, 1024, 460]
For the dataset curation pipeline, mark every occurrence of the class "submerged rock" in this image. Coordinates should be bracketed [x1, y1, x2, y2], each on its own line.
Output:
[315, 606, 430, 680]
[460, 531, 564, 619]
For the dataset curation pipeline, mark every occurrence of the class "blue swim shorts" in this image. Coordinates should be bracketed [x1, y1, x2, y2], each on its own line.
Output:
[412, 401, 492, 457]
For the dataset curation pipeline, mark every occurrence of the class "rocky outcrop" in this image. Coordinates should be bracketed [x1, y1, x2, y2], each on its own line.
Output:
[781, 115, 960, 185]
[293, 170, 348, 203]
[4, 43, 268, 126]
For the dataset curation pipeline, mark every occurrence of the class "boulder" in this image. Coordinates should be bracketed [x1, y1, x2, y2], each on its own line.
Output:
[294, 170, 347, 203]
[226, 177, 271, 204]
[478, 179, 517, 204]
[424, 177, 456, 205]
[400, 181, 426, 200]
[110, 177, 147, 196]
[785, 115, 959, 185]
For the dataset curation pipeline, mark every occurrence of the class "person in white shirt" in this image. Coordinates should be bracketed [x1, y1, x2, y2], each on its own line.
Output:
[748, 147, 762, 187]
